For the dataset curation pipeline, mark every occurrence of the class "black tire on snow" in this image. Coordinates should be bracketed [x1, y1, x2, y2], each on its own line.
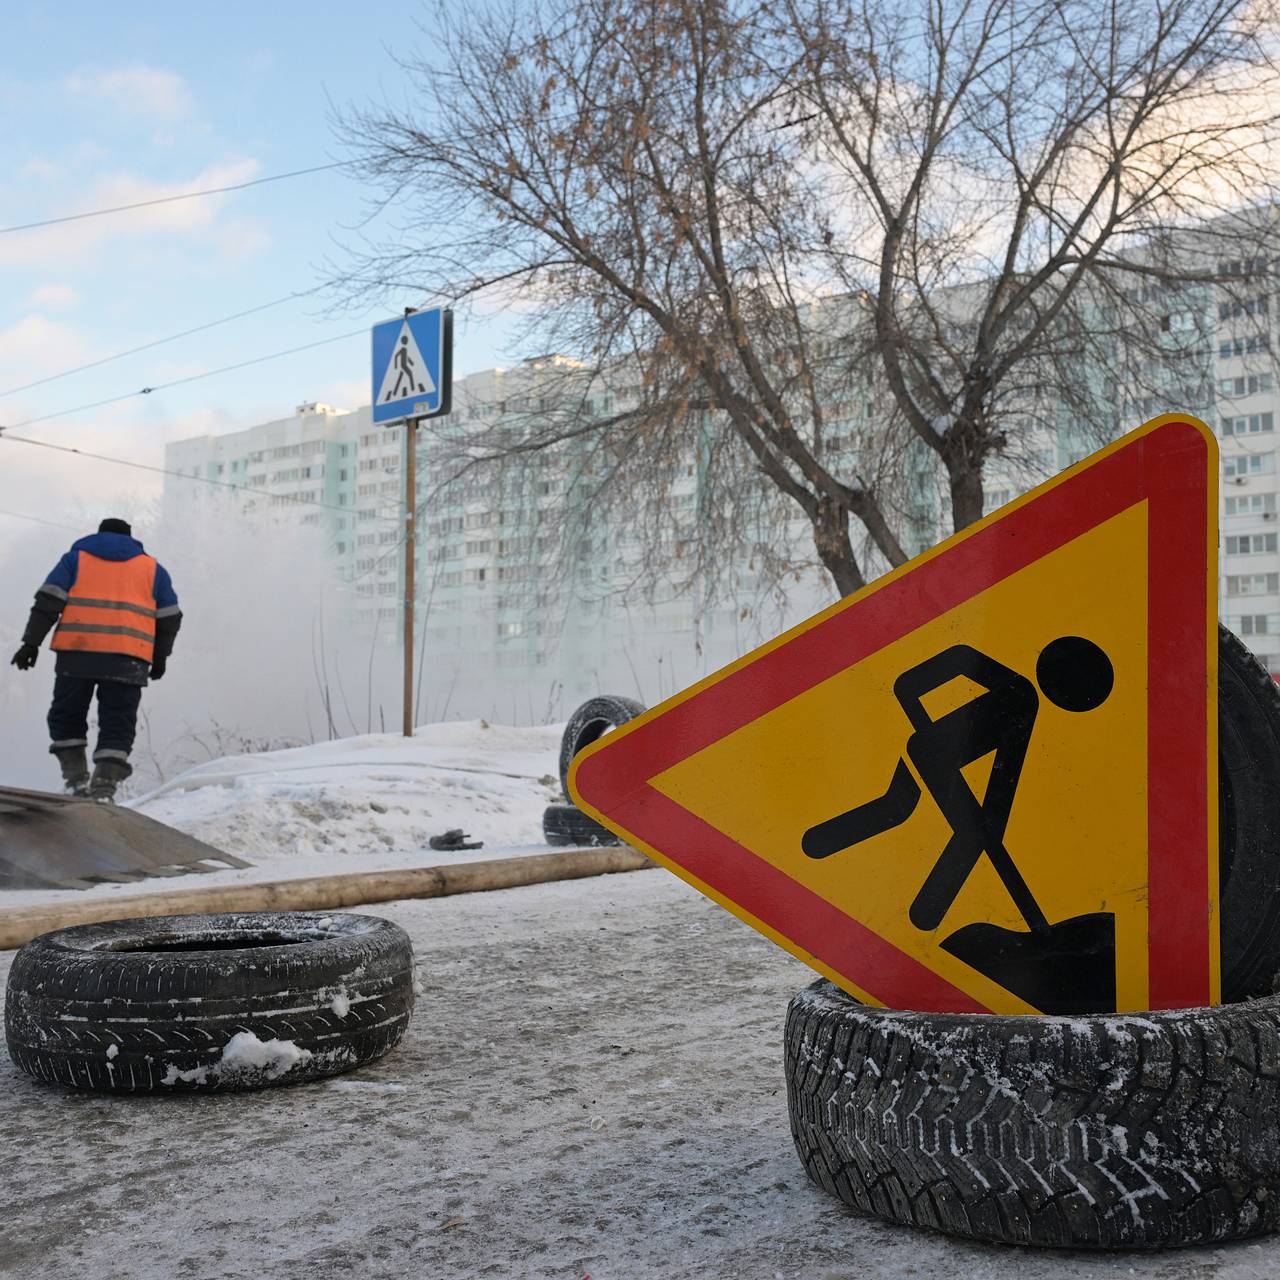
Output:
[543, 801, 622, 848]
[4, 911, 414, 1093]
[1218, 624, 1280, 998]
[786, 978, 1280, 1249]
[559, 694, 645, 800]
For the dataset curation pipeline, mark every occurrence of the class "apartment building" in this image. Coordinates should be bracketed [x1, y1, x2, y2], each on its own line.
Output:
[166, 268, 1280, 719]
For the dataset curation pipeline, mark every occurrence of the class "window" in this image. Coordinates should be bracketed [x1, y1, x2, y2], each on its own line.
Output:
[1219, 295, 1270, 320]
[464, 567, 487, 584]
[1225, 493, 1277, 516]
[984, 489, 1011, 509]
[1218, 376, 1274, 398]
[464, 512, 490, 530]
[1227, 572, 1280, 595]
[1221, 413, 1274, 436]
[1224, 454, 1275, 476]
[1226, 532, 1278, 554]
[466, 539, 493, 555]
[377, 581, 397, 596]
[497, 621, 526, 639]
[358, 533, 377, 547]
[1219, 334, 1271, 359]
[440, 571, 462, 587]
[1218, 256, 1269, 278]
[1238, 614, 1273, 635]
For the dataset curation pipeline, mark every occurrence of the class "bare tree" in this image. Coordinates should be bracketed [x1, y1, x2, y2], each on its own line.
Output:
[341, 0, 1280, 598]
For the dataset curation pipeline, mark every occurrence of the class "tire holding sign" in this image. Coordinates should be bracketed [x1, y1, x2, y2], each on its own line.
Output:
[571, 417, 1220, 1016]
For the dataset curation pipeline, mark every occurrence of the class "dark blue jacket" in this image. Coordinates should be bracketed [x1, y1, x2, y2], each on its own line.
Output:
[23, 533, 182, 685]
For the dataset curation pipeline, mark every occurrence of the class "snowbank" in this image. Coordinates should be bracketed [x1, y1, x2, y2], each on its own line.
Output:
[130, 719, 564, 863]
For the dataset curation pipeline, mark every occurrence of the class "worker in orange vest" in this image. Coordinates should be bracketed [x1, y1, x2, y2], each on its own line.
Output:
[10, 518, 182, 801]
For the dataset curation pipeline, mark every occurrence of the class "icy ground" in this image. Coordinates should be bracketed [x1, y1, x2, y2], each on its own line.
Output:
[1, 720, 568, 910]
[2, 873, 1278, 1278]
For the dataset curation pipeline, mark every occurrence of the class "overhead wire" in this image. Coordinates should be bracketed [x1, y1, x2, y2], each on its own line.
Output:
[0, 162, 348, 236]
[0, 327, 370, 432]
[0, 431, 398, 522]
[0, 284, 332, 399]
[0, 507, 85, 534]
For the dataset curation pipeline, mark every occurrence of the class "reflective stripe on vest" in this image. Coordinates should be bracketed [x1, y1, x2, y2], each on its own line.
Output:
[52, 552, 159, 662]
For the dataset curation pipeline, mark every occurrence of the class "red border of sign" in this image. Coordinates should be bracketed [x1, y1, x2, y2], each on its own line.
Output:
[572, 418, 1216, 1013]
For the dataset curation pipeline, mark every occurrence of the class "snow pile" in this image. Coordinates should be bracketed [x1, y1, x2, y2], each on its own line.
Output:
[160, 1030, 313, 1088]
[130, 719, 564, 863]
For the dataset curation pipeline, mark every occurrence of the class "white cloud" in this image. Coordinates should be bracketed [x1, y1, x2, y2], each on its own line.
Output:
[0, 159, 267, 270]
[63, 65, 192, 119]
[28, 283, 79, 312]
[19, 158, 58, 183]
[0, 313, 94, 384]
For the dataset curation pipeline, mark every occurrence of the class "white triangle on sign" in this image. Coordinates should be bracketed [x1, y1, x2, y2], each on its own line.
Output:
[377, 320, 436, 406]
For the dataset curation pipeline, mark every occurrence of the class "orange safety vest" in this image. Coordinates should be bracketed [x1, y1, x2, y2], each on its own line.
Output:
[51, 552, 159, 663]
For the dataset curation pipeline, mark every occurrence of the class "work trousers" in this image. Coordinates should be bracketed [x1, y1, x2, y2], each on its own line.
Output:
[47, 674, 143, 764]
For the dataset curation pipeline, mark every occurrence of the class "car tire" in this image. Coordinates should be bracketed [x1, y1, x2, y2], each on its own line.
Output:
[786, 977, 1280, 1248]
[542, 802, 622, 848]
[5, 911, 414, 1093]
[1219, 625, 1280, 998]
[559, 695, 646, 800]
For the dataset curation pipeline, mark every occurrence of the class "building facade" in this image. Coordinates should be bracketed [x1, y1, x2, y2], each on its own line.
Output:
[166, 299, 1280, 725]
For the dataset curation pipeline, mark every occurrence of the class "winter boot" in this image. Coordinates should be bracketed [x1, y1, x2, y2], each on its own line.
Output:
[88, 756, 132, 803]
[52, 745, 91, 797]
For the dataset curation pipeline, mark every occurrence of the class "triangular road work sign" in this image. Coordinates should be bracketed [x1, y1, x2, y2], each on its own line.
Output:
[376, 319, 436, 407]
[570, 416, 1219, 1015]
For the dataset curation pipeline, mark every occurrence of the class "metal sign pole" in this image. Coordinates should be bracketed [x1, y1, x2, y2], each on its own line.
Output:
[403, 417, 418, 738]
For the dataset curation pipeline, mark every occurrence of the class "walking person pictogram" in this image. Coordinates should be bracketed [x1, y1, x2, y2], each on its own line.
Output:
[802, 636, 1119, 1013]
[387, 335, 426, 401]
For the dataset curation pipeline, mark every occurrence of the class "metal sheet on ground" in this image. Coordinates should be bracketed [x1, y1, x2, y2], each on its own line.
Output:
[571, 416, 1219, 1016]
[0, 786, 248, 889]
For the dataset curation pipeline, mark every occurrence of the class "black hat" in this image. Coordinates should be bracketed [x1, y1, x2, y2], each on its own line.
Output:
[98, 518, 132, 537]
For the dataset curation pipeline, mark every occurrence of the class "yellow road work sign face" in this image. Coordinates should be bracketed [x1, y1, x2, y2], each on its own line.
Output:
[570, 418, 1218, 1015]
[652, 502, 1148, 1015]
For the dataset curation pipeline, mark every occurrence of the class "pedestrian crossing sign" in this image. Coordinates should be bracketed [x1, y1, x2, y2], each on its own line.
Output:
[569, 416, 1219, 1015]
[371, 307, 452, 424]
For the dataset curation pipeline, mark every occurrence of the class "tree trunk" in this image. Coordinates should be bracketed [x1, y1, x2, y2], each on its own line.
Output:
[949, 463, 985, 532]
[812, 502, 866, 598]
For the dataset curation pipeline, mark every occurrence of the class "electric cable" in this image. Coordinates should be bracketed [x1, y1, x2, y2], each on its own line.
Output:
[0, 431, 397, 522]
[0, 163, 348, 236]
[0, 327, 369, 432]
[0, 284, 331, 399]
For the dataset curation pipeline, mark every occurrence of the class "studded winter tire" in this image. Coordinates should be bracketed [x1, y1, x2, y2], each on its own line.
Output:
[4, 911, 414, 1093]
[542, 801, 622, 847]
[786, 978, 1280, 1249]
[559, 695, 646, 800]
[1218, 625, 1280, 999]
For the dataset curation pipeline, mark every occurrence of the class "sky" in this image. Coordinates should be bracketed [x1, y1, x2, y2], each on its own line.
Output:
[0, 1, 524, 542]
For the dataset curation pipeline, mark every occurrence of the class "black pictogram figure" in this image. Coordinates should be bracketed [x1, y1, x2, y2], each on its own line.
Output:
[387, 334, 426, 400]
[802, 636, 1118, 1014]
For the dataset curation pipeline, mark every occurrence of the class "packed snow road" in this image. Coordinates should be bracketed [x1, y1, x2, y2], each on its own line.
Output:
[2, 872, 1278, 1279]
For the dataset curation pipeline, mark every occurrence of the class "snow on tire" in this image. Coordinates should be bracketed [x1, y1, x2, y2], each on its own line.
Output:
[786, 978, 1280, 1249]
[4, 911, 414, 1093]
[559, 695, 645, 800]
[543, 801, 621, 847]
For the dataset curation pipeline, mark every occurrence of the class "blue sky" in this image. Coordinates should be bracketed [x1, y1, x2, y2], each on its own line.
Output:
[0, 1, 524, 533]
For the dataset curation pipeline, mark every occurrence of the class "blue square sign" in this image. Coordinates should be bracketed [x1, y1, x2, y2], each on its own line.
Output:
[371, 307, 452, 424]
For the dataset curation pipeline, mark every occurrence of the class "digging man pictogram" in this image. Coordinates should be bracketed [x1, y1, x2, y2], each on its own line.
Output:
[802, 636, 1118, 1014]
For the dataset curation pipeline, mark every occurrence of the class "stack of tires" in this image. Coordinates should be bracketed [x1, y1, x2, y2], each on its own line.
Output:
[786, 626, 1280, 1249]
[543, 695, 645, 848]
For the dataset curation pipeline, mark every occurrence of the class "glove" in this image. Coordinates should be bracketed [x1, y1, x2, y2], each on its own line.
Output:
[149, 656, 167, 681]
[10, 643, 38, 671]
